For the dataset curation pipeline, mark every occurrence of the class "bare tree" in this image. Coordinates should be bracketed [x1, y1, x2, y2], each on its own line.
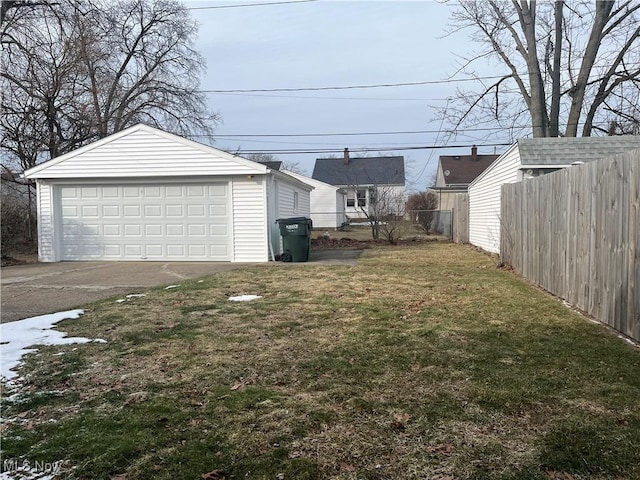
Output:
[344, 173, 405, 241]
[406, 191, 439, 234]
[241, 153, 306, 174]
[443, 1, 640, 138]
[374, 186, 408, 243]
[1, 0, 218, 176]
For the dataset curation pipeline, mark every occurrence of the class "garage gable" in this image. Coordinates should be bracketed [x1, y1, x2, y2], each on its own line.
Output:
[24, 124, 267, 179]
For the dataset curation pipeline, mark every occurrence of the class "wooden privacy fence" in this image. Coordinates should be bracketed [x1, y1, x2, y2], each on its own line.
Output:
[453, 193, 469, 244]
[501, 151, 639, 342]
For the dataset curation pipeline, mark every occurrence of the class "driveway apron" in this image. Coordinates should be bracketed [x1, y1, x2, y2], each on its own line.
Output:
[0, 250, 362, 322]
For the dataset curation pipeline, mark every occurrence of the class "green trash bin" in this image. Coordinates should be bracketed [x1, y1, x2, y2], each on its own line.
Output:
[276, 217, 313, 262]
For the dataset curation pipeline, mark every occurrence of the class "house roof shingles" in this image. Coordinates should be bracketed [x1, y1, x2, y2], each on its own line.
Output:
[517, 136, 640, 165]
[256, 160, 282, 171]
[438, 154, 498, 185]
[312, 156, 405, 186]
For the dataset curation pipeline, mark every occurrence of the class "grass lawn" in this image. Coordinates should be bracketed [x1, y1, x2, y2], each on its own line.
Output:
[2, 242, 640, 480]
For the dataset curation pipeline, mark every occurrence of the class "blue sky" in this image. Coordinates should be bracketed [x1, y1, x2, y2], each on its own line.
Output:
[185, 0, 510, 190]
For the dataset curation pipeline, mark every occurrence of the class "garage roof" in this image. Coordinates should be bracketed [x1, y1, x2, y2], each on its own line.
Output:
[518, 136, 640, 165]
[24, 124, 268, 179]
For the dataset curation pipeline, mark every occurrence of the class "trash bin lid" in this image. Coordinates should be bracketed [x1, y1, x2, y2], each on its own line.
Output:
[276, 217, 310, 223]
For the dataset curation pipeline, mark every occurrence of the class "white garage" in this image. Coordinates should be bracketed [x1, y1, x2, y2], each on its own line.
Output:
[24, 124, 312, 262]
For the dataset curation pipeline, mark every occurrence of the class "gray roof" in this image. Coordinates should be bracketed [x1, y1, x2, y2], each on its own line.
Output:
[312, 156, 405, 186]
[518, 136, 640, 165]
[256, 160, 282, 171]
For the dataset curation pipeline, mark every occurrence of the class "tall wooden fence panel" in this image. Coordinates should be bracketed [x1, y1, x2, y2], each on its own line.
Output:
[501, 151, 639, 342]
[453, 193, 469, 244]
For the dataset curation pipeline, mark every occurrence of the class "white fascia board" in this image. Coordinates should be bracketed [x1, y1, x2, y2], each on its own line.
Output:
[468, 141, 518, 189]
[24, 123, 268, 178]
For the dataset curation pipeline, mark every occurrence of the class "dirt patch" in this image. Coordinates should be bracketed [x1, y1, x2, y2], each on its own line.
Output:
[311, 235, 441, 250]
[1, 253, 38, 267]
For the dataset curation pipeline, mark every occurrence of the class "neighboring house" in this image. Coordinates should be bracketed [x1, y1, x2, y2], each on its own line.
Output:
[468, 136, 640, 254]
[311, 149, 405, 220]
[429, 145, 498, 210]
[23, 124, 312, 262]
[281, 170, 347, 229]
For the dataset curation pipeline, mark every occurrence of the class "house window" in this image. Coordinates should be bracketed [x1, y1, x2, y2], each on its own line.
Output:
[357, 189, 367, 207]
[293, 191, 299, 212]
[346, 190, 355, 207]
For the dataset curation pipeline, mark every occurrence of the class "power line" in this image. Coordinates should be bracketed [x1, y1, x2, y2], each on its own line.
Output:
[211, 143, 512, 156]
[186, 0, 317, 10]
[201, 76, 512, 93]
[210, 91, 454, 102]
[189, 126, 529, 138]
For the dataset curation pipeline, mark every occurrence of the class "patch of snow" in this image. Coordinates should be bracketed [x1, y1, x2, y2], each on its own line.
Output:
[0, 310, 106, 384]
[228, 295, 262, 302]
[165, 285, 181, 290]
[0, 458, 63, 479]
[115, 293, 146, 303]
[197, 280, 204, 283]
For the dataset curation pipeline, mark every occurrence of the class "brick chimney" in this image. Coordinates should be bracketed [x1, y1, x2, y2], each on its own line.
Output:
[343, 148, 350, 165]
[471, 144, 478, 160]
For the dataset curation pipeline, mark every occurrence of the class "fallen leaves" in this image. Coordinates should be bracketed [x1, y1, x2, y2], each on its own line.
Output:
[424, 443, 454, 456]
[390, 412, 411, 432]
[230, 381, 245, 391]
[339, 462, 356, 472]
[201, 470, 225, 480]
[545, 470, 576, 480]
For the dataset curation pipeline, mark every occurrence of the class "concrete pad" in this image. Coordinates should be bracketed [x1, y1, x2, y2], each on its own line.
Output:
[308, 249, 364, 265]
[0, 251, 362, 323]
[0, 261, 252, 323]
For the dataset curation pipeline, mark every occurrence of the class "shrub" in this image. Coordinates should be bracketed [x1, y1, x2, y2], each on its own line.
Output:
[1, 181, 37, 258]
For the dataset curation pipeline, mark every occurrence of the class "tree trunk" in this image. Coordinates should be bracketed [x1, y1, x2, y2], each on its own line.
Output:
[548, 1, 563, 137]
[565, 0, 614, 136]
[515, 1, 549, 137]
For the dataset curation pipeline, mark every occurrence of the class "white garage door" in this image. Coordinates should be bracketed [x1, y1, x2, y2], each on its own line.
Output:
[59, 183, 231, 261]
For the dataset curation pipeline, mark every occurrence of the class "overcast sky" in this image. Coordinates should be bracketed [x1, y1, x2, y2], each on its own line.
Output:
[184, 0, 511, 191]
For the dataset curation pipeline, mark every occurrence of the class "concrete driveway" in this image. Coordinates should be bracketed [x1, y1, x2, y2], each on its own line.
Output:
[1, 250, 362, 323]
[0, 261, 254, 323]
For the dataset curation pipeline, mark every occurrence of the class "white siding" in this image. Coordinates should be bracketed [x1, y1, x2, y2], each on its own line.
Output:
[345, 185, 405, 219]
[25, 126, 266, 179]
[36, 181, 56, 262]
[280, 170, 345, 229]
[312, 186, 344, 229]
[277, 181, 311, 219]
[468, 144, 521, 253]
[232, 178, 268, 262]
